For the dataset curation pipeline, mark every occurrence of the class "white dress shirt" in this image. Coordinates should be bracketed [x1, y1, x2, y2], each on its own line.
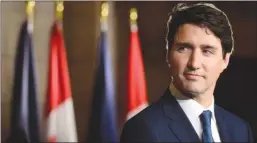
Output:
[169, 82, 221, 142]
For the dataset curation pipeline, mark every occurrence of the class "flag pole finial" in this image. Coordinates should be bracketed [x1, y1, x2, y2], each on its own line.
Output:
[130, 8, 138, 24]
[26, 0, 35, 17]
[100, 2, 109, 31]
[101, 2, 109, 22]
[56, 1, 64, 21]
[26, 0, 35, 32]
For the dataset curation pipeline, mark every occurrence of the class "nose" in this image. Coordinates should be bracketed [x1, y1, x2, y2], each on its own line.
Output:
[187, 49, 201, 70]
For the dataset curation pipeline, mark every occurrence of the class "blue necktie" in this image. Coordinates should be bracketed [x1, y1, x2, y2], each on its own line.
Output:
[200, 110, 214, 142]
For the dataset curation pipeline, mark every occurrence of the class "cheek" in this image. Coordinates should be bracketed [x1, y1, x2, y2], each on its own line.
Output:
[169, 54, 188, 74]
[204, 62, 224, 79]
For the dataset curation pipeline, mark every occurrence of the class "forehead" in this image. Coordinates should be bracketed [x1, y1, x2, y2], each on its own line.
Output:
[174, 24, 222, 49]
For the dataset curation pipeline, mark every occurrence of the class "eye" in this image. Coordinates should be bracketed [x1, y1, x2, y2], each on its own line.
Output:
[202, 49, 213, 56]
[177, 46, 188, 53]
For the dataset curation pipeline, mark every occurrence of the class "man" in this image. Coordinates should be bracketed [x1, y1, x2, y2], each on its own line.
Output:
[120, 2, 254, 142]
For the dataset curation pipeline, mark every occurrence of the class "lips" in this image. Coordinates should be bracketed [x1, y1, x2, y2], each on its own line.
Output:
[183, 73, 202, 80]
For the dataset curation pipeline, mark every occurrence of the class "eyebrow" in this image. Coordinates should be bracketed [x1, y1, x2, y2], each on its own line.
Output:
[200, 44, 217, 50]
[174, 42, 218, 50]
[173, 42, 194, 49]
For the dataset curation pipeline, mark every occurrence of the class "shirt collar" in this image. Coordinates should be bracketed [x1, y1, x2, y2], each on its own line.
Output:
[169, 82, 216, 121]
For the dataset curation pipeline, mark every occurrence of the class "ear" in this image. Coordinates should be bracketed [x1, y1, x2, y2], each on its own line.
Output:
[222, 53, 231, 70]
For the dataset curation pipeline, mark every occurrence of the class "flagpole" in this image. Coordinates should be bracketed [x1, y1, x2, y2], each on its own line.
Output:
[9, 1, 40, 142]
[26, 0, 35, 33]
[87, 1, 118, 142]
[45, 1, 78, 141]
[126, 7, 148, 120]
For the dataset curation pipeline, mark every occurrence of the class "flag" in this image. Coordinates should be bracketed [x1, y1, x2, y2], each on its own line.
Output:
[126, 20, 148, 120]
[45, 21, 77, 142]
[9, 20, 40, 143]
[87, 17, 118, 142]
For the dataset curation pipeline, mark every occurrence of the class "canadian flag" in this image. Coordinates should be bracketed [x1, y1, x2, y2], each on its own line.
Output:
[126, 21, 148, 120]
[45, 21, 77, 142]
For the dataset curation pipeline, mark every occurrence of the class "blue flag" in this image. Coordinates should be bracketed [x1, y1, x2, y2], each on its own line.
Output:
[9, 20, 40, 143]
[87, 24, 118, 142]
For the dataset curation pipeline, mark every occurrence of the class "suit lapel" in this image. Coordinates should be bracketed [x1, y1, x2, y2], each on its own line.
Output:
[215, 105, 231, 142]
[161, 89, 201, 142]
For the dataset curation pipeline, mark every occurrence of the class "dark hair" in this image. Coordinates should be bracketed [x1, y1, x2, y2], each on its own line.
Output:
[165, 3, 234, 57]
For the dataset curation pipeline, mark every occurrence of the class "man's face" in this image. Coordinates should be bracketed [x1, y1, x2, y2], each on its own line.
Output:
[168, 24, 230, 96]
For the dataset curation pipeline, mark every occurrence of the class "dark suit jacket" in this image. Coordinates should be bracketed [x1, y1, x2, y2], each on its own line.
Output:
[120, 89, 254, 142]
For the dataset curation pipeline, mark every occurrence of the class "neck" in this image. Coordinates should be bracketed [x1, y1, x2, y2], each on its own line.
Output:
[192, 93, 213, 108]
[170, 82, 214, 108]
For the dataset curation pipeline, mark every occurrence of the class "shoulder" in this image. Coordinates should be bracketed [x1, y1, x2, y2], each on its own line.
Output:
[215, 105, 253, 142]
[215, 105, 248, 125]
[120, 101, 164, 142]
[123, 100, 163, 128]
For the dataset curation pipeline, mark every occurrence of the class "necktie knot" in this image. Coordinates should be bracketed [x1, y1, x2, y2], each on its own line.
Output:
[200, 110, 212, 127]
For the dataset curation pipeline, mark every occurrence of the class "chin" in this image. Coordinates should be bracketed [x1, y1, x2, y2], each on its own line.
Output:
[182, 83, 204, 96]
[185, 90, 202, 96]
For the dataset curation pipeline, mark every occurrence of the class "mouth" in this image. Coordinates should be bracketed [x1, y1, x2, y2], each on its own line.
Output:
[183, 73, 202, 80]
